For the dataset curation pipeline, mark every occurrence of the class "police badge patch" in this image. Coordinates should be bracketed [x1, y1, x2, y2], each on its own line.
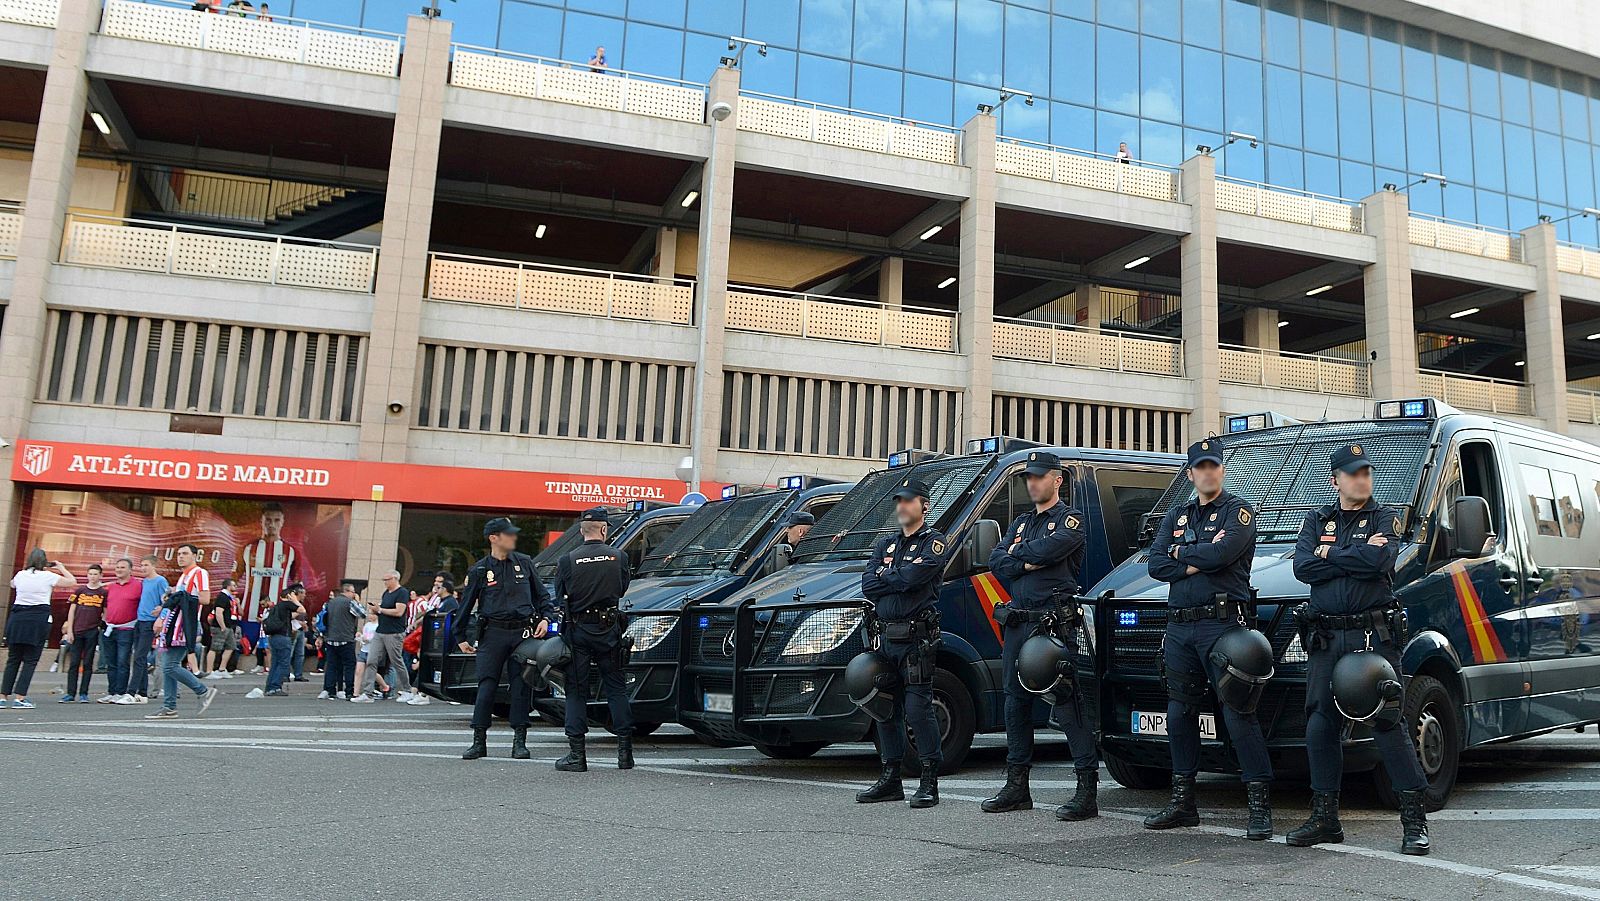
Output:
[1066, 515, 1081, 530]
[1325, 521, 1337, 532]
[931, 538, 946, 555]
[1178, 515, 1188, 525]
[1238, 508, 1252, 525]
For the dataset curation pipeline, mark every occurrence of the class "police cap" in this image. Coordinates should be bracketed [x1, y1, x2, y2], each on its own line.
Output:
[580, 507, 610, 523]
[1330, 443, 1371, 475]
[482, 516, 521, 537]
[1023, 450, 1061, 477]
[890, 477, 932, 501]
[1187, 439, 1224, 468]
[784, 511, 816, 527]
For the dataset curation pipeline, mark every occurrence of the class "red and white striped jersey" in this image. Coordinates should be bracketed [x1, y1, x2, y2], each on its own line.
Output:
[236, 538, 298, 622]
[175, 565, 210, 597]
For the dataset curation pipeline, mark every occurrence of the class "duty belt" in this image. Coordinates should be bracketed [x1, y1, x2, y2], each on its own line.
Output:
[999, 604, 1078, 625]
[1168, 599, 1249, 624]
[572, 607, 620, 624]
[1302, 606, 1397, 631]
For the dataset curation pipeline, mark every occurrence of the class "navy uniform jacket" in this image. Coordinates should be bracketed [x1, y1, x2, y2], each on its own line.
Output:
[554, 539, 631, 618]
[1291, 500, 1401, 615]
[987, 499, 1087, 608]
[862, 524, 949, 622]
[1147, 491, 1258, 608]
[458, 551, 555, 642]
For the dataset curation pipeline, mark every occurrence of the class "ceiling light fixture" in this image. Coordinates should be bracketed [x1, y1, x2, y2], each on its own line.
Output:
[919, 225, 943, 241]
[1124, 255, 1151, 270]
[1305, 284, 1333, 296]
[1448, 307, 1478, 319]
[937, 276, 956, 289]
[89, 111, 111, 135]
[680, 190, 699, 208]
[1277, 320, 1288, 327]
[535, 223, 547, 239]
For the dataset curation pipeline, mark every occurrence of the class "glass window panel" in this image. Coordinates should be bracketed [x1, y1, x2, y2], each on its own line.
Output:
[289, 0, 361, 27]
[955, 82, 994, 121]
[1099, 27, 1140, 114]
[1506, 195, 1538, 233]
[1369, 17, 1400, 92]
[1142, 0, 1180, 41]
[1011, 0, 1045, 8]
[1222, 138, 1263, 180]
[497, 3, 563, 58]
[740, 45, 797, 96]
[687, 0, 742, 35]
[1301, 0, 1334, 78]
[1305, 151, 1339, 196]
[1438, 107, 1472, 187]
[623, 22, 683, 79]
[1001, 95, 1049, 141]
[568, 0, 625, 14]
[1141, 120, 1183, 165]
[1100, 0, 1138, 31]
[906, 0, 954, 77]
[854, 0, 905, 69]
[685, 32, 732, 82]
[1560, 72, 1590, 140]
[1097, 109, 1140, 158]
[440, 0, 497, 48]
[1266, 144, 1303, 189]
[1503, 123, 1536, 197]
[1565, 138, 1595, 210]
[1333, 6, 1366, 86]
[905, 72, 954, 125]
[1401, 27, 1434, 101]
[1224, 53, 1262, 136]
[563, 12, 625, 65]
[799, 0, 851, 55]
[1409, 182, 1443, 217]
[1436, 35, 1468, 110]
[1337, 80, 1371, 162]
[1183, 46, 1223, 130]
[1442, 181, 1476, 223]
[1265, 65, 1301, 148]
[1340, 159, 1374, 198]
[1534, 130, 1567, 205]
[1470, 115, 1505, 191]
[1467, 44, 1499, 118]
[1183, 0, 1221, 49]
[1531, 63, 1561, 133]
[851, 63, 902, 116]
[1141, 36, 1182, 123]
[1057, 0, 1093, 20]
[1051, 101, 1095, 147]
[1051, 15, 1094, 106]
[797, 52, 850, 107]
[1404, 97, 1440, 174]
[630, 0, 685, 27]
[1371, 91, 1406, 169]
[955, 0, 1003, 85]
[1004, 5, 1048, 95]
[1263, 0, 1297, 69]
[1302, 73, 1337, 154]
[1222, 0, 1260, 59]
[1591, 89, 1600, 145]
[1501, 57, 1531, 126]
[360, 0, 430, 34]
[751, 0, 799, 46]
[1474, 188, 1507, 230]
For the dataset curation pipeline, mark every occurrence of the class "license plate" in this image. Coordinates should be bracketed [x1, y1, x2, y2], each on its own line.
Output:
[703, 691, 733, 714]
[1132, 709, 1216, 740]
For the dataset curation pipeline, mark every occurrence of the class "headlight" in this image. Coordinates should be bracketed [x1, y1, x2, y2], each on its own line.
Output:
[1280, 633, 1308, 664]
[780, 608, 864, 657]
[1078, 603, 1095, 657]
[624, 614, 677, 652]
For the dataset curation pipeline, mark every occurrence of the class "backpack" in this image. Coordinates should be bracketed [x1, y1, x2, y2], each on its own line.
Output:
[263, 601, 294, 636]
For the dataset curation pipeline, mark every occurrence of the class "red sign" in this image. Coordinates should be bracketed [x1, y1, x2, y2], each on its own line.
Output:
[10, 441, 720, 514]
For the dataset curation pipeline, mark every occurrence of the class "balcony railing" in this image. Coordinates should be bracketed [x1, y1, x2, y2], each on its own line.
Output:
[726, 286, 956, 352]
[61, 214, 378, 293]
[450, 45, 707, 124]
[426, 253, 694, 325]
[995, 137, 1180, 202]
[0, 201, 20, 258]
[736, 92, 962, 165]
[1557, 242, 1600, 278]
[101, 0, 402, 77]
[0, 0, 56, 27]
[1418, 368, 1532, 416]
[1214, 176, 1364, 234]
[1568, 388, 1600, 425]
[993, 317, 1184, 377]
[1220, 344, 1370, 396]
[1406, 213, 1522, 262]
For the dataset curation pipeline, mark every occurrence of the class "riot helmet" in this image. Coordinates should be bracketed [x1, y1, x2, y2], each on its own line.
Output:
[843, 650, 898, 723]
[1331, 649, 1404, 725]
[1016, 633, 1077, 706]
[534, 634, 574, 691]
[1207, 626, 1275, 714]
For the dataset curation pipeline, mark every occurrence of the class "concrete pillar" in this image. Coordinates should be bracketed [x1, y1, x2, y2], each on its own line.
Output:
[654, 226, 678, 278]
[1075, 283, 1103, 330]
[687, 67, 739, 485]
[345, 500, 403, 586]
[1242, 307, 1280, 351]
[1521, 222, 1568, 432]
[958, 112, 997, 443]
[878, 256, 904, 307]
[1179, 154, 1220, 435]
[357, 14, 452, 465]
[1361, 190, 1421, 399]
[0, 0, 100, 608]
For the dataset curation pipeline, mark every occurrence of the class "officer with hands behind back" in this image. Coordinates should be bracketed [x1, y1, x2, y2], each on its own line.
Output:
[980, 451, 1100, 821]
[456, 517, 555, 762]
[1143, 439, 1275, 840]
[553, 507, 635, 773]
[854, 477, 950, 809]
[1289, 444, 1431, 855]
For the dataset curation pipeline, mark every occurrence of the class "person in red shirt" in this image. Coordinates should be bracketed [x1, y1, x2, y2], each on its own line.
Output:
[98, 558, 144, 704]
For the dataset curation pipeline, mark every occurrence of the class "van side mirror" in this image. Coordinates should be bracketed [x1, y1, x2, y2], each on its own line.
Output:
[1452, 496, 1492, 557]
[771, 543, 793, 573]
[950, 518, 1001, 574]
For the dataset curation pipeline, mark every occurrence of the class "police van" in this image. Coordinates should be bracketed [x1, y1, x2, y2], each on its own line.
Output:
[541, 478, 851, 739]
[416, 501, 695, 706]
[676, 439, 1181, 770]
[1092, 399, 1600, 808]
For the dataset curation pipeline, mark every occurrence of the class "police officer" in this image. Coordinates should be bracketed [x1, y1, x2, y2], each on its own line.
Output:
[980, 451, 1099, 821]
[779, 511, 815, 547]
[553, 507, 635, 773]
[1143, 439, 1274, 839]
[457, 517, 555, 761]
[854, 477, 949, 808]
[1289, 444, 1430, 855]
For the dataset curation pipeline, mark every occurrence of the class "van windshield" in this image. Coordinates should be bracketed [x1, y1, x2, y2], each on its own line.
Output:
[1145, 419, 1435, 543]
[533, 512, 631, 584]
[793, 457, 991, 562]
[636, 491, 794, 577]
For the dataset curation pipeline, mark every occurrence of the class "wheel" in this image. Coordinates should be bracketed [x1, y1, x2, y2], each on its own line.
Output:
[899, 668, 976, 777]
[1104, 750, 1172, 790]
[1373, 674, 1460, 812]
[756, 741, 825, 759]
[689, 728, 747, 749]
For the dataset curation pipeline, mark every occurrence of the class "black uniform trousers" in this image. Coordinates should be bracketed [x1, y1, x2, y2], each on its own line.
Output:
[1305, 627, 1426, 793]
[564, 623, 633, 739]
[874, 636, 942, 768]
[471, 622, 532, 730]
[1163, 618, 1273, 783]
[1001, 619, 1096, 769]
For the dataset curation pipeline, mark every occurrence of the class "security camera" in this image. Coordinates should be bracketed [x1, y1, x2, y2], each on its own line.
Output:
[387, 400, 404, 415]
[728, 38, 737, 51]
[710, 101, 732, 122]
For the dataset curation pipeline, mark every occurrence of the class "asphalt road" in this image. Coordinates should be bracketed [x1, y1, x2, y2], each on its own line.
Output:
[2, 671, 1598, 901]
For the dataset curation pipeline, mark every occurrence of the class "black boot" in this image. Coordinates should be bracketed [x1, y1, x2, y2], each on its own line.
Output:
[1244, 781, 1273, 841]
[980, 764, 1033, 813]
[1286, 791, 1344, 847]
[1399, 789, 1431, 856]
[1143, 773, 1200, 829]
[555, 736, 587, 772]
[907, 763, 940, 809]
[511, 727, 531, 760]
[1055, 767, 1100, 821]
[460, 728, 488, 761]
[617, 736, 635, 770]
[855, 763, 904, 803]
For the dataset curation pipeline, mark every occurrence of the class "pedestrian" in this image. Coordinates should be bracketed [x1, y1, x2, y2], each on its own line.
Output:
[146, 544, 220, 719]
[98, 558, 142, 704]
[358, 571, 416, 704]
[2, 550, 75, 709]
[980, 451, 1100, 821]
[854, 478, 949, 808]
[290, 600, 310, 682]
[350, 607, 390, 702]
[1142, 439, 1273, 839]
[318, 583, 361, 700]
[128, 555, 170, 705]
[59, 563, 108, 703]
[554, 508, 633, 773]
[1116, 141, 1132, 163]
[260, 584, 303, 696]
[1289, 444, 1431, 855]
[205, 579, 239, 680]
[588, 45, 607, 72]
[778, 511, 814, 548]
[457, 517, 553, 761]
[257, 2, 270, 21]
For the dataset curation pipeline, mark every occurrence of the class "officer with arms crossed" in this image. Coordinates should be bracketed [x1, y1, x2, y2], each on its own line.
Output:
[1289, 444, 1431, 855]
[980, 451, 1099, 821]
[854, 477, 950, 809]
[457, 517, 554, 762]
[553, 508, 636, 773]
[1144, 440, 1275, 840]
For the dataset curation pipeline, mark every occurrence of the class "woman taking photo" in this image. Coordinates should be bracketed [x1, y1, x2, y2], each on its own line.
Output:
[3, 549, 76, 708]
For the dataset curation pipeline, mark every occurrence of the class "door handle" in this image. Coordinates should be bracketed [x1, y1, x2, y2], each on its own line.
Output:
[1498, 575, 1519, 592]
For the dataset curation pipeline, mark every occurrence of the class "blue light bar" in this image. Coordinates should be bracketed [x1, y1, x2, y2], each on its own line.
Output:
[1226, 415, 1252, 433]
[1118, 610, 1139, 627]
[720, 484, 738, 499]
[625, 500, 647, 512]
[888, 450, 912, 467]
[1376, 398, 1435, 419]
[778, 475, 804, 490]
[965, 436, 1001, 454]
[698, 616, 710, 628]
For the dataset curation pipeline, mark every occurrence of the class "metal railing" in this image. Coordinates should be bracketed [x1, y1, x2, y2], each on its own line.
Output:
[100, 0, 403, 77]
[0, 0, 57, 27]
[449, 44, 707, 124]
[1567, 388, 1600, 424]
[1102, 287, 1181, 330]
[1214, 176, 1364, 234]
[1219, 344, 1371, 396]
[736, 91, 962, 165]
[425, 252, 695, 325]
[61, 213, 378, 293]
[0, 200, 21, 259]
[1418, 368, 1533, 416]
[138, 165, 347, 228]
[994, 135, 1181, 202]
[1406, 212, 1523, 262]
[992, 316, 1185, 377]
[1557, 241, 1600, 278]
[725, 285, 957, 352]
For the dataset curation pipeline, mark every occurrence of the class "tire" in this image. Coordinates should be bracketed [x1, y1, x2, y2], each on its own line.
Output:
[757, 741, 826, 759]
[1373, 674, 1460, 812]
[898, 668, 976, 777]
[1104, 751, 1172, 790]
[689, 727, 747, 749]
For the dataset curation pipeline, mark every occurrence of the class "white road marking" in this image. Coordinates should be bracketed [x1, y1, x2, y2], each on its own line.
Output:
[1516, 868, 1600, 884]
[1342, 808, 1600, 821]
[1457, 782, 1600, 793]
